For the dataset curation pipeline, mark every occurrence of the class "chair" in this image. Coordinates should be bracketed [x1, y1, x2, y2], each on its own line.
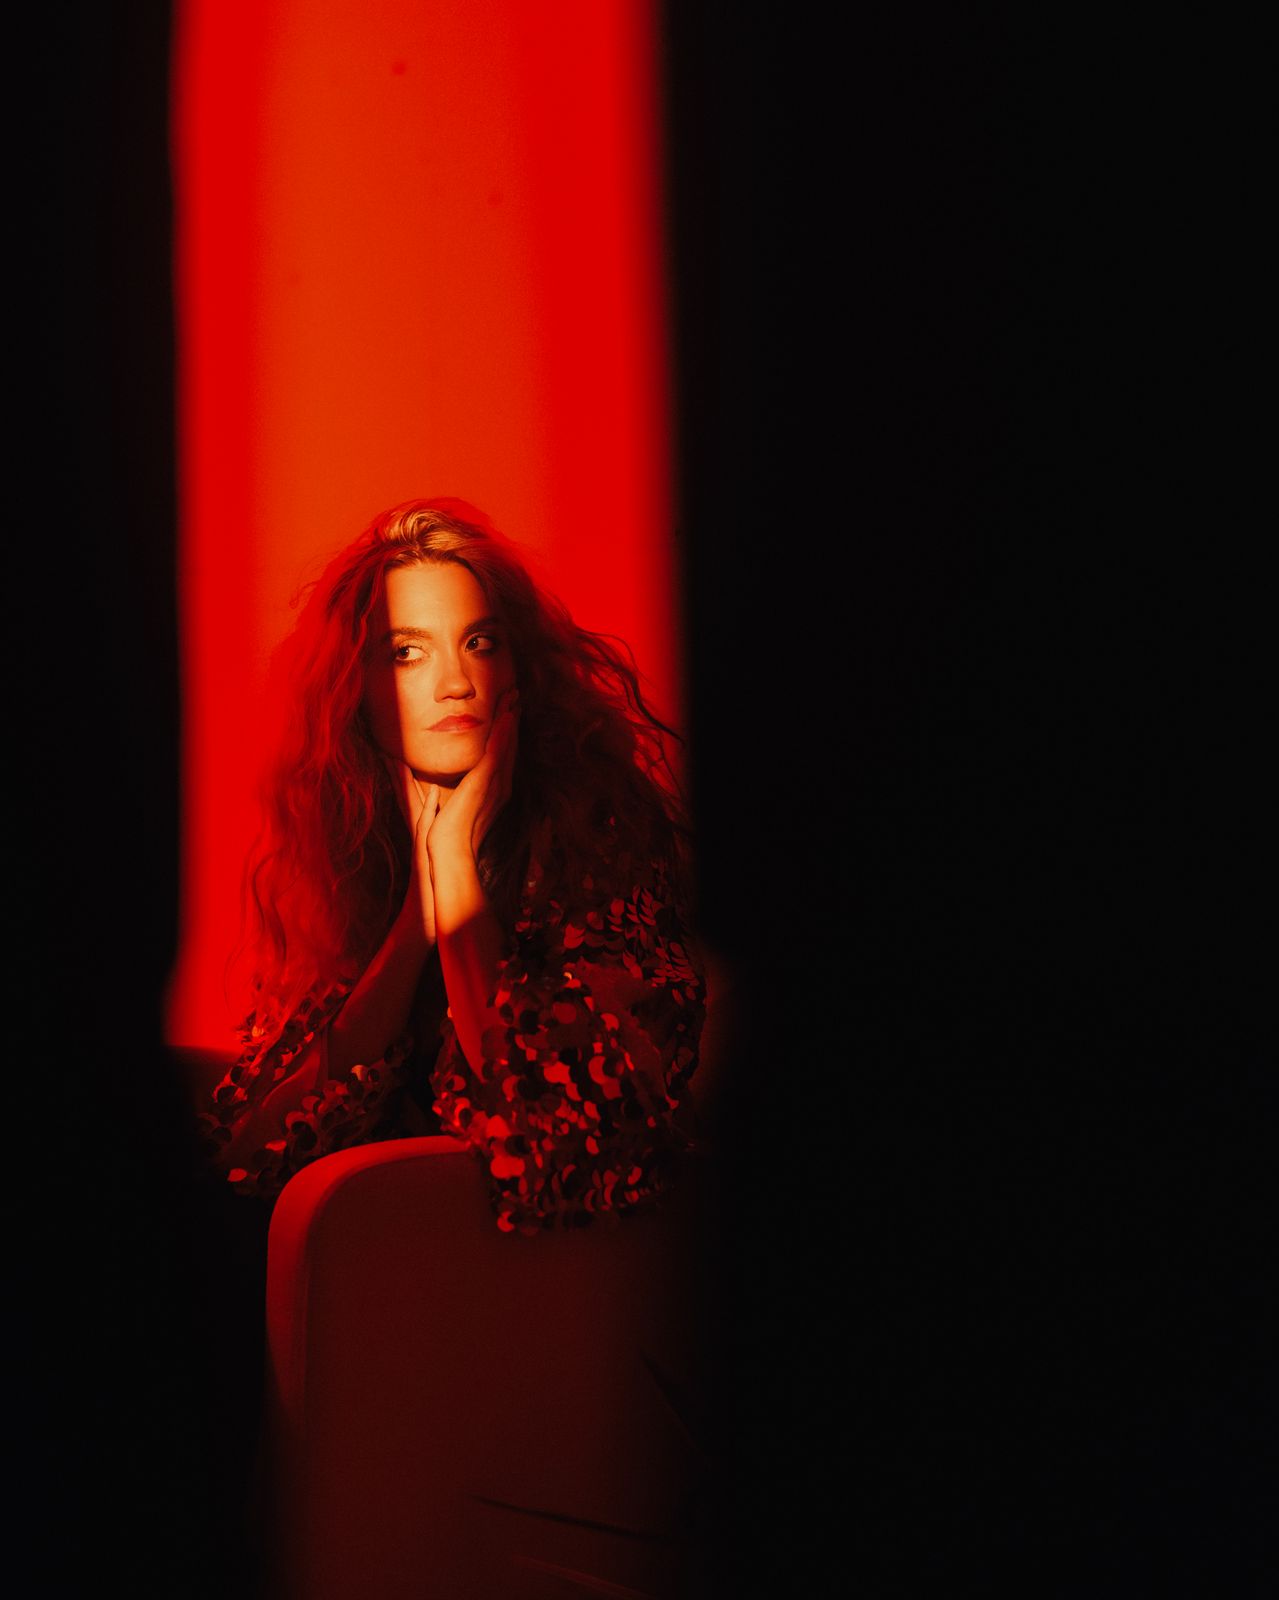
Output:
[261, 1133, 722, 1600]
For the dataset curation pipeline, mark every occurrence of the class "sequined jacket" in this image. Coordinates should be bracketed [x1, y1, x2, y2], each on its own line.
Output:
[198, 823, 705, 1235]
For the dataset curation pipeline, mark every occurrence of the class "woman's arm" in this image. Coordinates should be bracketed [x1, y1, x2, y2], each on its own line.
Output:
[326, 905, 433, 1078]
[198, 971, 412, 1197]
[429, 852, 506, 1075]
[418, 692, 709, 1233]
[214, 913, 428, 1169]
[327, 762, 442, 1076]
[429, 842, 706, 1234]
[199, 770, 441, 1198]
[424, 688, 519, 1073]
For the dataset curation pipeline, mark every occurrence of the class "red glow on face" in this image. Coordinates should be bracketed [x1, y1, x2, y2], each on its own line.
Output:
[362, 564, 516, 783]
[168, 0, 675, 1049]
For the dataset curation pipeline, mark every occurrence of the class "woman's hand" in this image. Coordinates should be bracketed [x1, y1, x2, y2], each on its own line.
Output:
[427, 689, 519, 1072]
[387, 758, 441, 949]
[426, 687, 520, 875]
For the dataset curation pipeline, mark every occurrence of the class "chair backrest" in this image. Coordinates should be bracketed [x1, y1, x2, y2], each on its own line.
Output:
[264, 1134, 721, 1600]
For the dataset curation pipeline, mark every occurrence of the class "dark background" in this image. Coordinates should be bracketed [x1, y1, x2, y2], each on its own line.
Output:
[18, 5, 1271, 1596]
[663, 6, 1271, 1595]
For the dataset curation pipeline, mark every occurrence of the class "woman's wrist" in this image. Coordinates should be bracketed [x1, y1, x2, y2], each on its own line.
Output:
[427, 836, 486, 923]
[390, 894, 435, 958]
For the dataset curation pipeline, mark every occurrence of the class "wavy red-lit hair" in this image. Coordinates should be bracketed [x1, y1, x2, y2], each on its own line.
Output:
[233, 498, 689, 1039]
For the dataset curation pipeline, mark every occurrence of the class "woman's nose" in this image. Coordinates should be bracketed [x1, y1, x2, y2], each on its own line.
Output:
[435, 653, 476, 700]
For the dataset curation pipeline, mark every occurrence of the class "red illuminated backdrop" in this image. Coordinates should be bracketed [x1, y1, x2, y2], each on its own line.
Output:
[167, 0, 678, 1051]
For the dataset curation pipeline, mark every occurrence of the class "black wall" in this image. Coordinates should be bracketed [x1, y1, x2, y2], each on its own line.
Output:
[662, 5, 1272, 1594]
[20, 5, 247, 1595]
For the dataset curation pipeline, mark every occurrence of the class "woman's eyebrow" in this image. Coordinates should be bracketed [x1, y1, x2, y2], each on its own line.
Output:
[381, 615, 502, 643]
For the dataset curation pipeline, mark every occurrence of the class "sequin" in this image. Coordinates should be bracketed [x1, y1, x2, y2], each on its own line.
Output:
[197, 831, 706, 1232]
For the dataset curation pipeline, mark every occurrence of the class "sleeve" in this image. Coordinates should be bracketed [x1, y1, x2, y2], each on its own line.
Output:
[428, 843, 707, 1235]
[196, 981, 414, 1204]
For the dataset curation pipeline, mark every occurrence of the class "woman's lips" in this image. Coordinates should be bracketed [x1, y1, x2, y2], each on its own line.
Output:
[428, 714, 483, 732]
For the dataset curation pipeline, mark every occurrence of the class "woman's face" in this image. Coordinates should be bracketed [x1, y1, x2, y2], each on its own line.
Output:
[362, 561, 516, 783]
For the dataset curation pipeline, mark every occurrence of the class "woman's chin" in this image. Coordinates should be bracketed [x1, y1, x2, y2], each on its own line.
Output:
[409, 763, 468, 787]
[409, 733, 485, 784]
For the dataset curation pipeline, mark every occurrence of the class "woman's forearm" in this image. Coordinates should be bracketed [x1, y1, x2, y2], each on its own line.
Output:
[326, 912, 434, 1080]
[430, 855, 505, 1073]
[220, 1039, 326, 1166]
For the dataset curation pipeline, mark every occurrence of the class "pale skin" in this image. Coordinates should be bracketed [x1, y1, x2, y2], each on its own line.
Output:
[225, 562, 519, 1161]
[331, 560, 519, 1079]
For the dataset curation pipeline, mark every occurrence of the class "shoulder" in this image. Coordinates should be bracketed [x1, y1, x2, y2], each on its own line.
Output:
[513, 814, 700, 992]
[519, 811, 680, 922]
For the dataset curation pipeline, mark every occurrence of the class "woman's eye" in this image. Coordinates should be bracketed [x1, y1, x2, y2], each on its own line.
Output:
[466, 633, 499, 654]
[393, 643, 425, 663]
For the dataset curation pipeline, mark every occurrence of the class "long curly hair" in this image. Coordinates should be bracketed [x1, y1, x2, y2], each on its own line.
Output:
[233, 498, 691, 1039]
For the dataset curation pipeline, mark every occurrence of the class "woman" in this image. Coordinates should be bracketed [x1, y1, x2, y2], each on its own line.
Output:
[200, 497, 705, 1235]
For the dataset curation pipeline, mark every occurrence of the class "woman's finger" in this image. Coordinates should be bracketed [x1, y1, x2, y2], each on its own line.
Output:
[402, 762, 424, 830]
[415, 781, 440, 844]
